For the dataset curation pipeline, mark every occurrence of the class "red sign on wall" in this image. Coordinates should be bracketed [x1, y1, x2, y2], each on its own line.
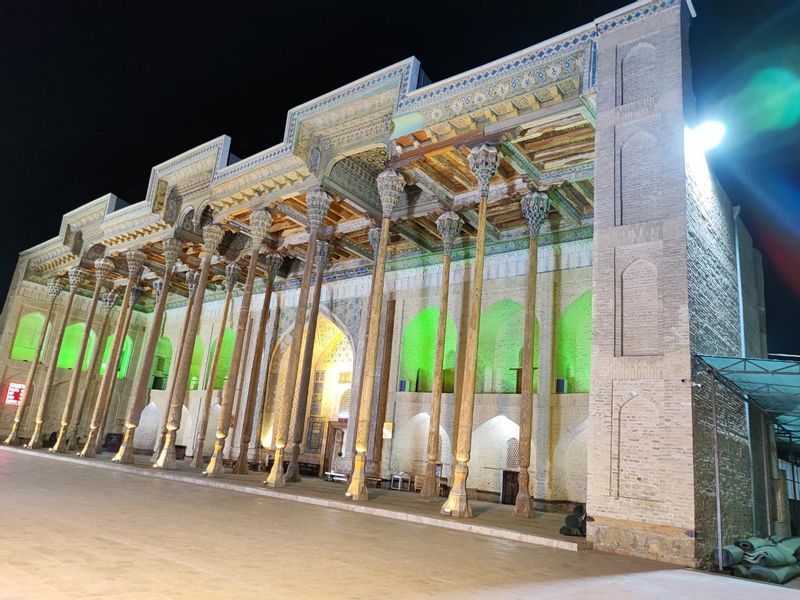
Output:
[5, 382, 25, 405]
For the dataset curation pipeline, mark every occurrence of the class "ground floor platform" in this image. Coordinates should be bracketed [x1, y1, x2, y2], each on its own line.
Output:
[0, 447, 797, 599]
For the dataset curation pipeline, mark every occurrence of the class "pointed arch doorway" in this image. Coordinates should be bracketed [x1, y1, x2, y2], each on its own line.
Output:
[261, 312, 354, 476]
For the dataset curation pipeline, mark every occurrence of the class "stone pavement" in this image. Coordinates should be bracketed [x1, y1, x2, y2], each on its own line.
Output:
[0, 448, 796, 599]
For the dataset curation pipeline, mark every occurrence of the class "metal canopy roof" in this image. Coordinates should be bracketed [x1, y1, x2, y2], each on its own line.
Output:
[697, 355, 800, 446]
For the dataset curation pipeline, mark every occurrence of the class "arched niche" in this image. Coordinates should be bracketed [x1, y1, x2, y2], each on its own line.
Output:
[397, 307, 457, 393]
[98, 334, 134, 379]
[56, 323, 96, 371]
[187, 336, 204, 391]
[150, 336, 173, 390]
[554, 291, 592, 393]
[477, 299, 539, 394]
[206, 328, 236, 390]
[10, 312, 50, 362]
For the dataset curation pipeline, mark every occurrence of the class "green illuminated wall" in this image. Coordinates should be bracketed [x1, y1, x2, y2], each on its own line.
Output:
[554, 291, 592, 393]
[477, 300, 539, 393]
[205, 328, 235, 390]
[11, 312, 50, 362]
[56, 323, 96, 371]
[398, 307, 457, 392]
[98, 335, 133, 379]
[188, 336, 204, 391]
[150, 336, 173, 390]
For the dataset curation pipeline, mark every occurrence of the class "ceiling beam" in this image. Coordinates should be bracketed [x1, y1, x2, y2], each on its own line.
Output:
[461, 209, 500, 241]
[546, 188, 582, 227]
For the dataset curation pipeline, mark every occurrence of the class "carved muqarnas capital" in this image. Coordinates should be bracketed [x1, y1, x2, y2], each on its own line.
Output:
[152, 280, 164, 300]
[129, 283, 145, 306]
[315, 240, 330, 272]
[94, 257, 114, 288]
[520, 191, 550, 238]
[67, 267, 85, 294]
[102, 289, 120, 311]
[162, 237, 182, 270]
[249, 210, 272, 253]
[306, 188, 332, 231]
[47, 276, 65, 300]
[467, 144, 499, 198]
[367, 227, 381, 257]
[126, 249, 147, 283]
[185, 269, 200, 296]
[435, 212, 461, 254]
[202, 224, 225, 257]
[263, 253, 283, 283]
[377, 169, 404, 219]
[225, 261, 241, 291]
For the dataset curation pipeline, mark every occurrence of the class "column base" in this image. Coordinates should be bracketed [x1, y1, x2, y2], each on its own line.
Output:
[112, 426, 137, 464]
[151, 431, 166, 462]
[203, 439, 226, 477]
[79, 429, 99, 458]
[418, 459, 439, 501]
[2, 422, 21, 446]
[232, 443, 251, 475]
[26, 422, 44, 449]
[345, 452, 369, 502]
[265, 447, 286, 488]
[50, 424, 70, 453]
[513, 470, 534, 518]
[190, 439, 206, 469]
[284, 443, 301, 482]
[153, 429, 177, 469]
[441, 462, 471, 518]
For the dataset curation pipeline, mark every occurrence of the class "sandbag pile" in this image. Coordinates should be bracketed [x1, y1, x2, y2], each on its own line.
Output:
[712, 536, 800, 584]
[558, 504, 586, 537]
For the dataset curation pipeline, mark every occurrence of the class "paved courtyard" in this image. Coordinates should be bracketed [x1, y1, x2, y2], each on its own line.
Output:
[0, 450, 795, 599]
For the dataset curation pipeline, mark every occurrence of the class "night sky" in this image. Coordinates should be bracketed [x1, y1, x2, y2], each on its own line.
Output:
[1, 0, 797, 353]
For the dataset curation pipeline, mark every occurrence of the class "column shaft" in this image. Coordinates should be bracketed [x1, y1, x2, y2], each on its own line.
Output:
[264, 235, 319, 486]
[345, 217, 391, 501]
[205, 249, 260, 476]
[154, 256, 212, 469]
[114, 265, 177, 463]
[514, 237, 538, 517]
[152, 287, 195, 460]
[3, 292, 59, 445]
[190, 288, 232, 468]
[27, 287, 78, 448]
[52, 277, 104, 453]
[285, 253, 325, 481]
[225, 313, 252, 460]
[80, 292, 134, 458]
[420, 252, 453, 499]
[232, 264, 279, 474]
[68, 303, 115, 450]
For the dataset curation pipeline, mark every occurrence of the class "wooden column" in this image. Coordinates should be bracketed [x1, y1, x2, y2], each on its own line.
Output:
[68, 290, 119, 450]
[441, 144, 498, 518]
[27, 268, 85, 448]
[225, 313, 253, 460]
[204, 210, 272, 476]
[155, 224, 224, 469]
[265, 190, 331, 487]
[3, 277, 65, 446]
[152, 269, 198, 460]
[347, 227, 380, 464]
[95, 287, 141, 452]
[190, 261, 238, 468]
[346, 169, 404, 502]
[285, 241, 329, 481]
[420, 212, 461, 500]
[514, 190, 548, 517]
[232, 252, 283, 474]
[80, 249, 146, 458]
[52, 259, 113, 452]
[113, 238, 182, 464]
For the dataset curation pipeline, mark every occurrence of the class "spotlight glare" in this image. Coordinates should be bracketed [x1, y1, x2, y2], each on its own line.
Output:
[689, 120, 726, 153]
